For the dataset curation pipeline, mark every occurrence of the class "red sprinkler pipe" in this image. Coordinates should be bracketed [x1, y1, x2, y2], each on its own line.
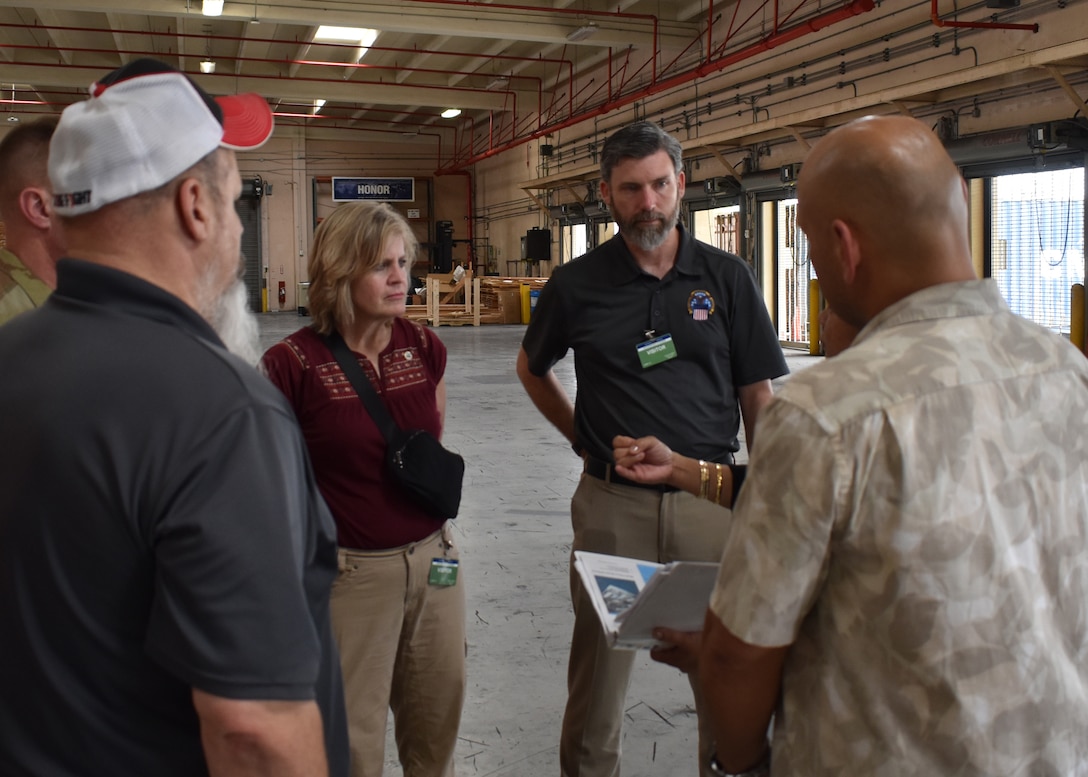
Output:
[930, 0, 1038, 32]
[439, 0, 876, 172]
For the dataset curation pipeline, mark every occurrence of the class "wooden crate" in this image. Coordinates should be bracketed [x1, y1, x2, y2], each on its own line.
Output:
[426, 275, 480, 326]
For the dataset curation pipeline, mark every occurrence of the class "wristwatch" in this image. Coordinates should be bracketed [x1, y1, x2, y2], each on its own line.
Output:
[708, 751, 771, 777]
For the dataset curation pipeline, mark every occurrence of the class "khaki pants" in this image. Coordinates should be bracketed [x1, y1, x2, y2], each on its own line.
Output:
[332, 524, 466, 777]
[560, 474, 731, 777]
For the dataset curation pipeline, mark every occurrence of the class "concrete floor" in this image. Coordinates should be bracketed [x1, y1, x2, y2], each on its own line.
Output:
[257, 312, 818, 777]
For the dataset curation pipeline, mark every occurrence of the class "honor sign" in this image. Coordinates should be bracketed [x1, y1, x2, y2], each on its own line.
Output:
[332, 177, 415, 202]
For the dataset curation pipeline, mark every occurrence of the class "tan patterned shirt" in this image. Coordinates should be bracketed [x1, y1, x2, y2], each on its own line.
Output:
[0, 247, 51, 325]
[710, 279, 1088, 775]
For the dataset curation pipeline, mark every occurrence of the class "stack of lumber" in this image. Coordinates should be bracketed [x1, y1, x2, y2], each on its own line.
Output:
[478, 277, 547, 324]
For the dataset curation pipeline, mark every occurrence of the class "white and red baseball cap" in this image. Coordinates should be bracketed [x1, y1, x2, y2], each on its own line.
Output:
[50, 58, 274, 216]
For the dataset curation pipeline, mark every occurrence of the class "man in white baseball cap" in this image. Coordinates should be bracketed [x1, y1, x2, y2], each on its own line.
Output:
[49, 57, 274, 217]
[0, 59, 349, 777]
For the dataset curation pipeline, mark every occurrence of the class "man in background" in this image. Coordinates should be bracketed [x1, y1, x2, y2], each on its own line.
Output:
[0, 118, 65, 324]
[0, 59, 348, 776]
[517, 120, 787, 777]
[699, 115, 1088, 775]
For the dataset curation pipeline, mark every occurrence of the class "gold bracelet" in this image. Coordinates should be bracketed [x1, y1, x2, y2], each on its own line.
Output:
[698, 459, 709, 500]
[714, 463, 724, 505]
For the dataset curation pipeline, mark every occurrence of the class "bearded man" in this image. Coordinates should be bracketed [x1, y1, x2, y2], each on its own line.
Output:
[0, 59, 348, 777]
[516, 120, 788, 777]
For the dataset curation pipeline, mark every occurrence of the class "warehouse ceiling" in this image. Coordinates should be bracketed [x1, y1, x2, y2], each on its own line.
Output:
[0, 0, 1085, 176]
[0, 1, 707, 139]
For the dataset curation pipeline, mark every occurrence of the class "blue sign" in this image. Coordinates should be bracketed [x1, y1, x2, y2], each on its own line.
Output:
[332, 177, 415, 202]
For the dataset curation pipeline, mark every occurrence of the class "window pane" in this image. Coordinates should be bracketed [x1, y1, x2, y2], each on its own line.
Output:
[775, 198, 813, 345]
[991, 168, 1085, 335]
[692, 205, 741, 254]
[572, 223, 588, 259]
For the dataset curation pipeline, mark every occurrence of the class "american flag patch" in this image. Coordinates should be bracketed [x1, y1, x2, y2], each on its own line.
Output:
[687, 290, 715, 320]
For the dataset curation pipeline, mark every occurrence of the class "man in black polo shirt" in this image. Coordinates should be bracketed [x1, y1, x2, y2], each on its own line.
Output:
[0, 60, 348, 777]
[517, 120, 787, 777]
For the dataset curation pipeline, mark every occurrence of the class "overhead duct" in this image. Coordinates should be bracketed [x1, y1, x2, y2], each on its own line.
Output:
[547, 203, 585, 221]
[583, 200, 609, 218]
[740, 169, 797, 194]
[945, 121, 1088, 168]
[743, 123, 1085, 190]
[1028, 118, 1088, 151]
[693, 177, 742, 198]
[944, 127, 1037, 165]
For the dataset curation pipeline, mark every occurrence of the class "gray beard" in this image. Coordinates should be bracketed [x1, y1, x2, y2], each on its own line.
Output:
[207, 277, 261, 366]
[618, 204, 680, 251]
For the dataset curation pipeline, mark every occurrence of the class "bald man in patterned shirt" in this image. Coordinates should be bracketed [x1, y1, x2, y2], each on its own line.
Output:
[695, 115, 1088, 776]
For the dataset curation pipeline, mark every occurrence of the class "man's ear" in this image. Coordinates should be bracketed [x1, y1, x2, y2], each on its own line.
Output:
[599, 178, 611, 209]
[175, 176, 211, 243]
[830, 218, 861, 285]
[18, 187, 53, 230]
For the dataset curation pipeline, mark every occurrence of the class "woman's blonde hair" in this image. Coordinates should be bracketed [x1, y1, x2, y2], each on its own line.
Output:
[306, 201, 420, 334]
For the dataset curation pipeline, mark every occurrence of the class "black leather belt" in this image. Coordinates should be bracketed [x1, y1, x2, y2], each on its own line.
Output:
[584, 456, 679, 492]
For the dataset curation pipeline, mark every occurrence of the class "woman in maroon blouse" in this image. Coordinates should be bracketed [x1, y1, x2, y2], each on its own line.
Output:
[262, 201, 465, 777]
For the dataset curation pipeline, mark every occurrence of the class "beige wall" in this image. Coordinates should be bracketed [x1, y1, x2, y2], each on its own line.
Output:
[475, 141, 557, 277]
[236, 132, 474, 310]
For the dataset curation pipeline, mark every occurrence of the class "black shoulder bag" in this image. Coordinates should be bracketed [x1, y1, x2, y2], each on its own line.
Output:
[324, 330, 464, 522]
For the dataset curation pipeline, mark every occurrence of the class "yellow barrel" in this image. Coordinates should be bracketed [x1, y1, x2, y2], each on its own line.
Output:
[520, 284, 532, 324]
[808, 279, 822, 355]
[1072, 283, 1085, 354]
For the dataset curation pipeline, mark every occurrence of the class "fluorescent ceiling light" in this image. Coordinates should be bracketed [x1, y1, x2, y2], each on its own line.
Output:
[441, 108, 461, 119]
[315, 26, 379, 60]
[315, 25, 377, 43]
[566, 23, 598, 42]
[202, 0, 224, 17]
[199, 59, 216, 74]
[486, 77, 510, 91]
[313, 98, 326, 114]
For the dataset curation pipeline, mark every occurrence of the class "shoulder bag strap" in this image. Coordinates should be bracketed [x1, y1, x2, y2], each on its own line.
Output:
[323, 330, 399, 444]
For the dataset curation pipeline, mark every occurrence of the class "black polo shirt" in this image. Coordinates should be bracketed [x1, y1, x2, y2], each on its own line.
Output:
[523, 227, 787, 463]
[0, 259, 348, 777]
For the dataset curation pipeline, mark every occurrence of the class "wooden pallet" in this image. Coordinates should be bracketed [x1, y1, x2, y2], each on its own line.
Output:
[403, 275, 548, 326]
[435, 314, 476, 326]
[427, 276, 482, 326]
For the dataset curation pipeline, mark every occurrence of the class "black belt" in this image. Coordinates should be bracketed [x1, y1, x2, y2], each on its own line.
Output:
[584, 457, 679, 492]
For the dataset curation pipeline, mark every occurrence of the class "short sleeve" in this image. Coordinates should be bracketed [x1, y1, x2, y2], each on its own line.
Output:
[418, 322, 448, 382]
[261, 340, 304, 408]
[521, 274, 570, 376]
[144, 404, 324, 700]
[726, 263, 789, 388]
[709, 398, 842, 646]
[0, 285, 35, 326]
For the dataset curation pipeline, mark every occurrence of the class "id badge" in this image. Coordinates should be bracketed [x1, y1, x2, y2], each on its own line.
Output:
[636, 333, 678, 369]
[429, 558, 459, 587]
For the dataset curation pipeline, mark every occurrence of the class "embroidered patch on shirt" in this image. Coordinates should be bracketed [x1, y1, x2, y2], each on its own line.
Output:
[383, 347, 428, 391]
[688, 290, 715, 320]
